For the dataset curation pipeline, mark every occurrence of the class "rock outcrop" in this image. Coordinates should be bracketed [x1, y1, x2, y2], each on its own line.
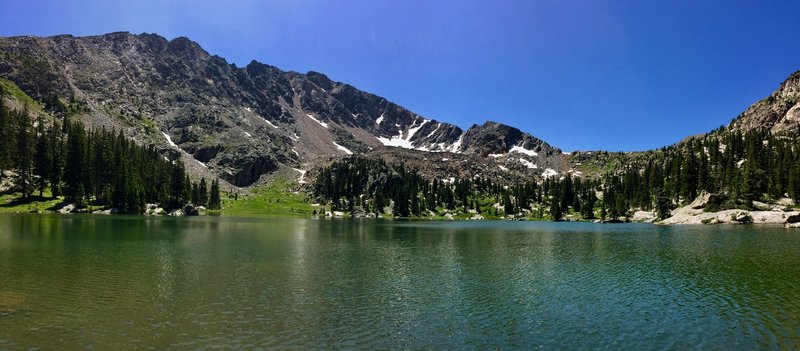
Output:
[690, 191, 719, 209]
[659, 204, 799, 226]
[729, 71, 800, 134]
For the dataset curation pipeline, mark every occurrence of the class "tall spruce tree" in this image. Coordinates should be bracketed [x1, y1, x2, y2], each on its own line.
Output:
[15, 106, 35, 199]
[33, 115, 52, 197]
[208, 179, 221, 210]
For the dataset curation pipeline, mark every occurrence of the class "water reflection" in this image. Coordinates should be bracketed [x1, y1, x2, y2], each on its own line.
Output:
[0, 215, 799, 349]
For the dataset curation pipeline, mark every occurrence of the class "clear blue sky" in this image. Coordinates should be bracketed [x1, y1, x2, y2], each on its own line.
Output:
[2, 0, 800, 151]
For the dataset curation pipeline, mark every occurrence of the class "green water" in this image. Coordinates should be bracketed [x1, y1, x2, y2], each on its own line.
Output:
[0, 215, 799, 350]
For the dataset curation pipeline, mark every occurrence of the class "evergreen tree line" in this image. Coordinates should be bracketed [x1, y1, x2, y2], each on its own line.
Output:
[313, 156, 601, 220]
[314, 127, 800, 220]
[0, 93, 222, 213]
[601, 128, 800, 218]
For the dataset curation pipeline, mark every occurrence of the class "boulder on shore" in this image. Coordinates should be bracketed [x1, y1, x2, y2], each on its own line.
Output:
[470, 214, 485, 221]
[183, 204, 199, 216]
[752, 201, 771, 211]
[660, 204, 799, 225]
[787, 214, 800, 224]
[690, 191, 718, 209]
[632, 210, 656, 222]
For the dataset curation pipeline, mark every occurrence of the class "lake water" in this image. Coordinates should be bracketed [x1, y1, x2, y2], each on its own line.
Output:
[0, 215, 799, 350]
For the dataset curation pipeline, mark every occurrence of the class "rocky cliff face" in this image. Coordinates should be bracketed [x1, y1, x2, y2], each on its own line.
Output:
[729, 71, 800, 133]
[0, 32, 568, 186]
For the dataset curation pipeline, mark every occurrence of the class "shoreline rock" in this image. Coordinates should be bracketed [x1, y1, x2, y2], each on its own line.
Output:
[658, 204, 799, 226]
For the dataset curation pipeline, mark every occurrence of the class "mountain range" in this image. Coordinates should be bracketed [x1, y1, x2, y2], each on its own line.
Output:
[0, 32, 798, 188]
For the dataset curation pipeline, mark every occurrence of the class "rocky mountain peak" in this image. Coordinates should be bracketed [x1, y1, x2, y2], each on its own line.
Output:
[459, 121, 560, 157]
[305, 71, 334, 91]
[167, 36, 208, 59]
[729, 70, 800, 133]
[776, 70, 800, 97]
[0, 32, 570, 187]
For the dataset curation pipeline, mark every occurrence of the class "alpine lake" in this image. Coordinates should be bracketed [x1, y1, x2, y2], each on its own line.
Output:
[1, 214, 799, 350]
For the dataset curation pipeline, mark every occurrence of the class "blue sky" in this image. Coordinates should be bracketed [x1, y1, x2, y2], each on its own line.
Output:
[2, 0, 800, 151]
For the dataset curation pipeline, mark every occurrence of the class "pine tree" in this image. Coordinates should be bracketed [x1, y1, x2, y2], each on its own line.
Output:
[655, 189, 672, 220]
[198, 177, 208, 207]
[48, 119, 64, 197]
[549, 198, 563, 221]
[208, 179, 221, 210]
[0, 89, 10, 172]
[64, 121, 87, 202]
[169, 161, 187, 209]
[33, 115, 52, 197]
[14, 107, 35, 199]
[503, 191, 514, 215]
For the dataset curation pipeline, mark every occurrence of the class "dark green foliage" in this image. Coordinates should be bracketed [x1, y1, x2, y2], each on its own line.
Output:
[313, 156, 601, 219]
[601, 128, 800, 212]
[0, 90, 12, 171]
[0, 99, 206, 214]
[208, 179, 221, 210]
[198, 178, 209, 207]
[655, 189, 673, 220]
[14, 106, 35, 199]
[33, 115, 52, 197]
[315, 126, 800, 221]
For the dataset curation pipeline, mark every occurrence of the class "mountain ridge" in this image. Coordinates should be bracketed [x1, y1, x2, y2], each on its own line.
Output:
[0, 32, 797, 188]
[0, 31, 568, 186]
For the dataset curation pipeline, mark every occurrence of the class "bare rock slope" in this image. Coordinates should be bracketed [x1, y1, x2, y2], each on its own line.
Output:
[0, 32, 566, 187]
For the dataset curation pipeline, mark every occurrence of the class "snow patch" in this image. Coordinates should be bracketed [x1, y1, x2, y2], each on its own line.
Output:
[541, 168, 558, 178]
[291, 148, 300, 157]
[376, 119, 429, 149]
[306, 114, 329, 128]
[263, 119, 278, 129]
[510, 145, 538, 157]
[441, 158, 449, 161]
[736, 159, 745, 168]
[293, 168, 308, 184]
[333, 142, 353, 155]
[291, 133, 300, 141]
[244, 131, 252, 138]
[450, 134, 464, 153]
[375, 114, 384, 125]
[498, 165, 509, 171]
[488, 154, 504, 158]
[426, 123, 442, 138]
[162, 132, 178, 148]
[196, 160, 208, 168]
[519, 158, 538, 169]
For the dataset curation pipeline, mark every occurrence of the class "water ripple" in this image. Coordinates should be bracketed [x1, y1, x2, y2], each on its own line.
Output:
[1, 216, 799, 349]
